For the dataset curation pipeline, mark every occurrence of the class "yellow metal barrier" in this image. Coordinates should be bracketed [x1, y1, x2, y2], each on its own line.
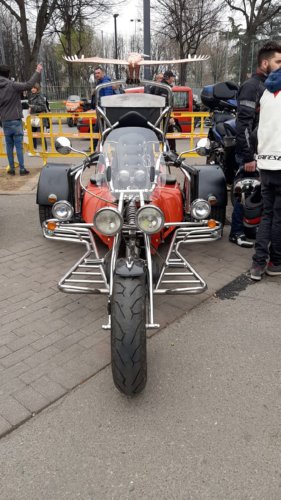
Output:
[169, 111, 210, 157]
[0, 111, 210, 165]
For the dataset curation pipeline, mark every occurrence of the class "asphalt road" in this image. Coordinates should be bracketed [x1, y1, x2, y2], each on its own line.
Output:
[0, 253, 281, 499]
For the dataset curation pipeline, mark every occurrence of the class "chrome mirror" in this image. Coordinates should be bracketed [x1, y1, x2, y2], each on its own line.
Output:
[55, 137, 72, 155]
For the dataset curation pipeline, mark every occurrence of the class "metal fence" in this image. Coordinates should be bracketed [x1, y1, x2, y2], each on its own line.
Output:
[44, 85, 203, 102]
[0, 110, 209, 167]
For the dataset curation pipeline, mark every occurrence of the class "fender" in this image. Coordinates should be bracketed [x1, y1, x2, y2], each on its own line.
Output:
[36, 163, 73, 206]
[115, 258, 146, 278]
[191, 163, 227, 207]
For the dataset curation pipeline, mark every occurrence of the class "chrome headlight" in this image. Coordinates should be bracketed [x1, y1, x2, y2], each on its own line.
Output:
[190, 199, 211, 220]
[52, 201, 74, 221]
[94, 207, 123, 236]
[136, 205, 164, 234]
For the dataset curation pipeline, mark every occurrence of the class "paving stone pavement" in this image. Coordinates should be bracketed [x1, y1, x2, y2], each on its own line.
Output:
[0, 189, 253, 438]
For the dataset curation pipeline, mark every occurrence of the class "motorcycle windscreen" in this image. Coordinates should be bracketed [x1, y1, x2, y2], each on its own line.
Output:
[101, 126, 166, 199]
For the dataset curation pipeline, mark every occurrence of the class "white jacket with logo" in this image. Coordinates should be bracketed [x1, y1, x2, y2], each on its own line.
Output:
[257, 89, 281, 170]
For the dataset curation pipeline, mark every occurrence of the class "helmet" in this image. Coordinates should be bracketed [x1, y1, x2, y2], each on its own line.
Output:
[243, 183, 263, 221]
[233, 176, 261, 204]
[233, 167, 260, 202]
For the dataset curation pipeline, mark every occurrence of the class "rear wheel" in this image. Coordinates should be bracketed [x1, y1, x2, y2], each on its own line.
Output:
[111, 274, 147, 396]
[39, 205, 53, 226]
[210, 206, 226, 226]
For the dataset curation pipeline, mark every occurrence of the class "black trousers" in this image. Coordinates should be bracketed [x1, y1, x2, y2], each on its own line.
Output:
[253, 169, 281, 266]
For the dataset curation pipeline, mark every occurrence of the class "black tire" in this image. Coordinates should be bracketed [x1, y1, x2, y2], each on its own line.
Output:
[67, 117, 74, 127]
[210, 206, 226, 226]
[111, 274, 147, 396]
[39, 205, 52, 226]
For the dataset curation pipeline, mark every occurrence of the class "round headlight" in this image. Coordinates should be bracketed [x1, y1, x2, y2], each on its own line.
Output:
[94, 207, 123, 236]
[52, 201, 74, 221]
[136, 205, 164, 234]
[190, 199, 211, 220]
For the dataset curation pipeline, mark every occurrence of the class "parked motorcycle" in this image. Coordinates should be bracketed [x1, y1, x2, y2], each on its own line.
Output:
[201, 81, 239, 185]
[64, 95, 91, 127]
[37, 80, 226, 395]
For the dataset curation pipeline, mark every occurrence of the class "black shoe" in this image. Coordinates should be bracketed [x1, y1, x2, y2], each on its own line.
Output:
[266, 262, 281, 276]
[7, 169, 15, 175]
[229, 233, 254, 248]
[20, 169, 30, 176]
[250, 264, 266, 281]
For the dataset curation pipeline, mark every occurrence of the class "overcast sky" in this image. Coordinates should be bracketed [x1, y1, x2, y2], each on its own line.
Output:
[100, 0, 144, 36]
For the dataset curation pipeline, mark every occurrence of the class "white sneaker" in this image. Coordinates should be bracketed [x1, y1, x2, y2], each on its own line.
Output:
[27, 152, 40, 157]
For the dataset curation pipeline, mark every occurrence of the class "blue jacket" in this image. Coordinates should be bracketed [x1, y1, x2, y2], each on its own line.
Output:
[98, 76, 113, 97]
[91, 75, 113, 109]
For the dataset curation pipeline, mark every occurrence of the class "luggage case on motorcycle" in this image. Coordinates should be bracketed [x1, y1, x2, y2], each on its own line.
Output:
[201, 81, 238, 111]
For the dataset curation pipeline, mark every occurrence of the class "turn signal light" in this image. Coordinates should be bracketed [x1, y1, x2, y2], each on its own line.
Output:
[47, 221, 57, 231]
[48, 194, 58, 204]
[207, 219, 217, 228]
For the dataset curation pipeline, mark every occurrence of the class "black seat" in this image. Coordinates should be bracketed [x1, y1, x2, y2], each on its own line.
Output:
[117, 111, 150, 129]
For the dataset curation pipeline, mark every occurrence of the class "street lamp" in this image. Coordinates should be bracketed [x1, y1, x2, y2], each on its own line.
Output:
[130, 18, 141, 52]
[113, 13, 119, 79]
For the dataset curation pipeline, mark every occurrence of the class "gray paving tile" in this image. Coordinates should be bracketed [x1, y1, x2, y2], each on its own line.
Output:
[0, 396, 31, 426]
[0, 415, 12, 435]
[31, 376, 67, 401]
[14, 386, 50, 412]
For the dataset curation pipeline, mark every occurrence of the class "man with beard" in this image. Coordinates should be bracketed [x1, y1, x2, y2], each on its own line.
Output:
[229, 42, 281, 247]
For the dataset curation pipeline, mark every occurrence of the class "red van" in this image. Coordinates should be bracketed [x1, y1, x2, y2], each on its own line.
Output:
[77, 85, 193, 133]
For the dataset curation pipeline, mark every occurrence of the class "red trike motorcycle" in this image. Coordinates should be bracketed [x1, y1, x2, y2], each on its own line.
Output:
[37, 81, 225, 395]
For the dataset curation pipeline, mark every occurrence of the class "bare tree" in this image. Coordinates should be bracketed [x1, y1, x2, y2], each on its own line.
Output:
[153, 0, 224, 84]
[224, 0, 281, 82]
[0, 0, 59, 78]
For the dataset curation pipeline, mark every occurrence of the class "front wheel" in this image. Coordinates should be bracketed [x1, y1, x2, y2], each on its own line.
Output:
[111, 274, 147, 396]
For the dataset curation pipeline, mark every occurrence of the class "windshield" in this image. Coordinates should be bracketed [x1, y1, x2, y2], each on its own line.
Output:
[100, 126, 165, 197]
[68, 95, 80, 101]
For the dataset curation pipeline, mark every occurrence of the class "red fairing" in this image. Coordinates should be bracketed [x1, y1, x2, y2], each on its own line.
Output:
[81, 181, 183, 250]
[150, 183, 183, 249]
[82, 184, 116, 248]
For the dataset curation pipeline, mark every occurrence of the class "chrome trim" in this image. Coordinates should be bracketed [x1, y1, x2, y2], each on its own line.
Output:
[74, 169, 82, 215]
[144, 233, 159, 328]
[42, 218, 221, 326]
[154, 222, 222, 294]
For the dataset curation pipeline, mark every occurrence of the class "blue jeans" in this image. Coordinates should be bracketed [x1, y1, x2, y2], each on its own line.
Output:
[2, 119, 24, 171]
[253, 170, 281, 266]
[230, 199, 244, 236]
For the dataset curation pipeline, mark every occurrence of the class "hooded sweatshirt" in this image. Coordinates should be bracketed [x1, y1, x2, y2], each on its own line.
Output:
[257, 68, 281, 171]
[0, 71, 41, 121]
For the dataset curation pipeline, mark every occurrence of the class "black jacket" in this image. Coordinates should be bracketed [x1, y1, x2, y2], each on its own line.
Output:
[236, 72, 266, 163]
[28, 92, 48, 114]
[149, 79, 173, 106]
[0, 71, 41, 121]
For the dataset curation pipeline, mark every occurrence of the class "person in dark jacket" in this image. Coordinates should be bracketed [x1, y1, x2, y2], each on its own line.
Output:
[91, 66, 113, 151]
[149, 70, 175, 104]
[149, 70, 178, 151]
[229, 42, 281, 247]
[28, 83, 49, 155]
[0, 63, 42, 175]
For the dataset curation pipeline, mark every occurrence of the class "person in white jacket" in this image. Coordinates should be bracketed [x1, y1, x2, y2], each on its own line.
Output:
[249, 65, 281, 280]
